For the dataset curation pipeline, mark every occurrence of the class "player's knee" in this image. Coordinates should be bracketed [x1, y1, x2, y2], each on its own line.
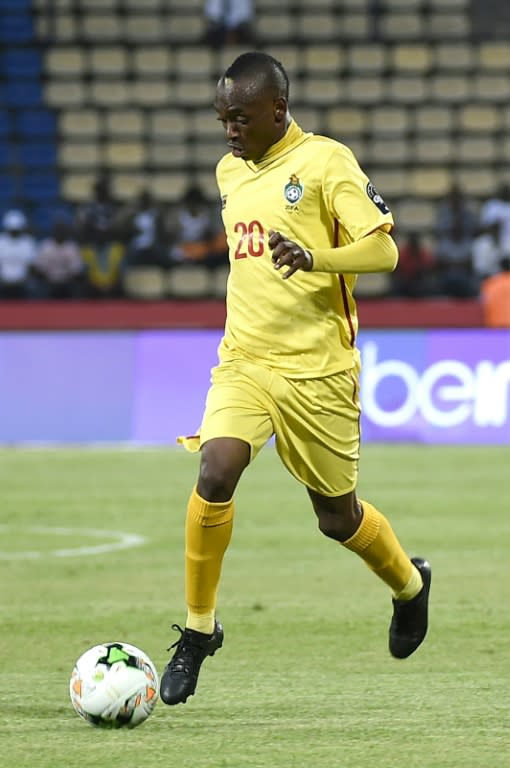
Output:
[197, 456, 236, 502]
[317, 513, 348, 542]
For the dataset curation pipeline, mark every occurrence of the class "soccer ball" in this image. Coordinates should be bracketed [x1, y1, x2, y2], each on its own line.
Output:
[69, 641, 159, 728]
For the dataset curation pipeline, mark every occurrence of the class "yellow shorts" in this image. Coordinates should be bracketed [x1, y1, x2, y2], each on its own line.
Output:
[191, 358, 361, 497]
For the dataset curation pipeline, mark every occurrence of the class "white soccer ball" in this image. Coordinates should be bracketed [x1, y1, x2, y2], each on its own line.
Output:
[70, 641, 159, 728]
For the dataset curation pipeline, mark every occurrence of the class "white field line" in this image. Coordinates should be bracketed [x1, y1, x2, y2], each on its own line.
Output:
[0, 525, 146, 560]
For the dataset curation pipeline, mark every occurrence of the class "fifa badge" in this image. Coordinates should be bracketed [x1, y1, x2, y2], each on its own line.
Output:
[284, 174, 304, 205]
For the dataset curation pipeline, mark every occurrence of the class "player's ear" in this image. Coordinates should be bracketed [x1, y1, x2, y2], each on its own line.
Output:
[274, 98, 287, 123]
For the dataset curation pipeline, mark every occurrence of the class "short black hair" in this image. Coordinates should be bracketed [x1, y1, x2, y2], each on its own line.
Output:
[223, 51, 289, 99]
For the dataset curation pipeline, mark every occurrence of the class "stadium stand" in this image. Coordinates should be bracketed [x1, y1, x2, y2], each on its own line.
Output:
[1, 0, 510, 302]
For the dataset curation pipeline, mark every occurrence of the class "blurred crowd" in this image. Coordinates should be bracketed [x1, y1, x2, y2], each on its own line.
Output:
[0, 175, 509, 325]
[0, 175, 228, 301]
[393, 181, 510, 326]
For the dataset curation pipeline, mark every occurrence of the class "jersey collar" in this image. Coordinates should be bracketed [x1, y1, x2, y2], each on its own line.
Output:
[246, 120, 310, 171]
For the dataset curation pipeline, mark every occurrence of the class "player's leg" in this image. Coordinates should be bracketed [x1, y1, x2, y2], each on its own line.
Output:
[307, 488, 431, 658]
[272, 367, 430, 659]
[160, 361, 274, 705]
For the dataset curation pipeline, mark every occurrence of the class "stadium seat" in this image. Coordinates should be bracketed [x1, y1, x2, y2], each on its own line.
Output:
[2, 48, 41, 78]
[456, 167, 497, 197]
[21, 172, 59, 202]
[59, 142, 101, 169]
[165, 15, 203, 44]
[395, 199, 436, 232]
[167, 265, 211, 299]
[414, 137, 454, 164]
[5, 80, 41, 107]
[304, 45, 344, 74]
[301, 77, 344, 106]
[410, 167, 450, 198]
[61, 172, 97, 203]
[336, 13, 369, 39]
[81, 13, 122, 42]
[131, 79, 171, 107]
[291, 106, 323, 134]
[151, 172, 189, 202]
[455, 137, 497, 164]
[123, 267, 168, 300]
[414, 105, 454, 134]
[326, 107, 367, 137]
[391, 44, 432, 74]
[105, 109, 144, 139]
[105, 141, 146, 169]
[478, 41, 510, 70]
[347, 44, 387, 74]
[346, 77, 385, 105]
[132, 47, 171, 76]
[19, 141, 57, 168]
[472, 75, 509, 101]
[60, 109, 100, 140]
[354, 272, 392, 298]
[389, 76, 429, 104]
[370, 106, 410, 137]
[0, 12, 33, 43]
[174, 49, 215, 78]
[90, 80, 129, 107]
[379, 13, 423, 40]
[297, 13, 338, 42]
[192, 139, 228, 169]
[369, 138, 410, 165]
[16, 109, 56, 137]
[434, 43, 474, 72]
[429, 74, 471, 104]
[45, 47, 85, 78]
[427, 12, 469, 39]
[458, 104, 501, 133]
[255, 14, 297, 43]
[150, 110, 188, 140]
[210, 265, 230, 299]
[89, 47, 127, 76]
[45, 81, 85, 107]
[190, 108, 224, 138]
[149, 142, 191, 168]
[0, 112, 10, 137]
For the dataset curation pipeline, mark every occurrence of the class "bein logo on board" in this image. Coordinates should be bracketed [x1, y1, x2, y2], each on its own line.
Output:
[360, 341, 510, 429]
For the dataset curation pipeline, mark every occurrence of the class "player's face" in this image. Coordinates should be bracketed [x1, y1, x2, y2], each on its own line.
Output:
[214, 77, 287, 162]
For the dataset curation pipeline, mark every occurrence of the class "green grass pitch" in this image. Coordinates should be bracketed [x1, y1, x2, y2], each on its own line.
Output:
[0, 444, 508, 768]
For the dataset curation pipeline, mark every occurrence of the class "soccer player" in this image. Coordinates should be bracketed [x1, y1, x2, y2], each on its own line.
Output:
[159, 52, 431, 706]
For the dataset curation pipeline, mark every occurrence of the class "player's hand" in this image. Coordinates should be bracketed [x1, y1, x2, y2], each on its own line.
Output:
[268, 229, 313, 279]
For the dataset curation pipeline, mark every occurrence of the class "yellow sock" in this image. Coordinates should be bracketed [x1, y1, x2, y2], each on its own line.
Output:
[185, 486, 234, 634]
[342, 499, 421, 597]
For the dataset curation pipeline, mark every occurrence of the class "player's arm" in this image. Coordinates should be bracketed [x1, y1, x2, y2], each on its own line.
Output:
[308, 228, 398, 274]
[269, 228, 398, 279]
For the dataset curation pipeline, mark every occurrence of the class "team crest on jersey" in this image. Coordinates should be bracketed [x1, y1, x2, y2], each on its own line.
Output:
[366, 182, 390, 214]
[284, 174, 304, 205]
[221, 194, 227, 209]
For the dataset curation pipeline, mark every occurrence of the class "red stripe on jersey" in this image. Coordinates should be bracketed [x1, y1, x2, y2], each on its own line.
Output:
[334, 219, 356, 348]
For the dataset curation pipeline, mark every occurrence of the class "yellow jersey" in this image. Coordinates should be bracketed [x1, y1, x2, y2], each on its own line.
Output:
[216, 119, 394, 378]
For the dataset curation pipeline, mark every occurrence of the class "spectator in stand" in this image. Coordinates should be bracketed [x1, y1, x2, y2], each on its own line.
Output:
[434, 182, 479, 299]
[435, 220, 478, 298]
[168, 183, 228, 269]
[392, 231, 437, 297]
[33, 217, 85, 299]
[436, 181, 478, 243]
[480, 256, 510, 327]
[479, 183, 510, 254]
[75, 175, 125, 297]
[121, 189, 167, 268]
[203, 0, 255, 48]
[0, 209, 37, 299]
[471, 220, 508, 284]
